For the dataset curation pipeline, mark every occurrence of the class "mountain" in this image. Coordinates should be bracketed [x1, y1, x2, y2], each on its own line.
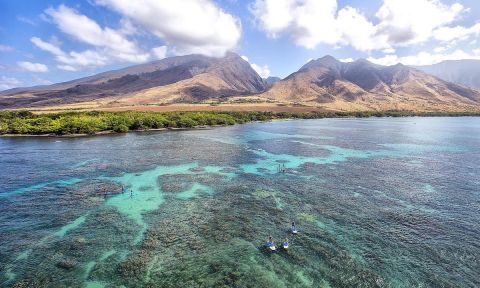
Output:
[260, 56, 480, 111]
[2, 54, 480, 112]
[0, 53, 267, 109]
[264, 76, 281, 87]
[413, 60, 480, 89]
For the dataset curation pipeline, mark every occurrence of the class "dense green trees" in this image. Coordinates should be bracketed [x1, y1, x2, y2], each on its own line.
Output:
[0, 110, 478, 136]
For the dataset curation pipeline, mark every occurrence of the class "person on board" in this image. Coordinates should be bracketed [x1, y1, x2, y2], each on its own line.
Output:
[130, 189, 133, 198]
[283, 238, 289, 249]
[291, 221, 297, 234]
[266, 236, 274, 247]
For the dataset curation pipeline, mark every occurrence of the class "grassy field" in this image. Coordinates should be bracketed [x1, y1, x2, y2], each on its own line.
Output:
[1, 110, 479, 136]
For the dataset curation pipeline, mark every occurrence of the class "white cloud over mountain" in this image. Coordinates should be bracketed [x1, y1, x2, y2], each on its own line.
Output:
[251, 0, 345, 49]
[45, 5, 144, 59]
[95, 0, 242, 57]
[41, 5, 150, 70]
[28, 1, 241, 72]
[0, 76, 21, 90]
[250, 63, 271, 78]
[433, 24, 480, 42]
[375, 0, 465, 46]
[17, 61, 49, 73]
[368, 49, 480, 66]
[241, 55, 271, 78]
[31, 37, 109, 71]
[30, 5, 153, 71]
[151, 46, 168, 60]
[251, 0, 478, 54]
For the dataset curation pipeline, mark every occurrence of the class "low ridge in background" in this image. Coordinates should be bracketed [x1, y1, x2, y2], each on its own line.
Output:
[413, 59, 480, 90]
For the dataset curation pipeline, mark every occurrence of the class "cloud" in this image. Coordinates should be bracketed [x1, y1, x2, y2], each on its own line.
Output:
[368, 49, 480, 66]
[17, 16, 37, 26]
[31, 37, 65, 56]
[433, 23, 480, 42]
[32, 76, 53, 85]
[56, 50, 109, 69]
[340, 58, 354, 63]
[30, 2, 239, 72]
[31, 37, 108, 71]
[251, 0, 343, 49]
[336, 6, 388, 51]
[0, 76, 21, 91]
[17, 61, 49, 72]
[45, 5, 150, 63]
[434, 46, 448, 53]
[95, 0, 241, 57]
[118, 18, 138, 36]
[57, 65, 77, 71]
[31, 5, 158, 71]
[375, 0, 464, 45]
[241, 55, 270, 78]
[0, 44, 14, 52]
[251, 63, 271, 78]
[382, 48, 396, 54]
[251, 0, 472, 52]
[151, 46, 168, 60]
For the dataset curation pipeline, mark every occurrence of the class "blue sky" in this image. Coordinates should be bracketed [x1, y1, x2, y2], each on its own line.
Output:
[1, 0, 479, 90]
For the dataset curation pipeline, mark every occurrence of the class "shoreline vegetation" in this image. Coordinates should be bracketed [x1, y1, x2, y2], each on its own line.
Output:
[1, 110, 479, 137]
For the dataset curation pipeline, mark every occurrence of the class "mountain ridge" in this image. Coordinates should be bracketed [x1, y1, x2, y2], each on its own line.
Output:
[413, 59, 480, 90]
[1, 53, 480, 112]
[260, 56, 480, 111]
[0, 53, 267, 109]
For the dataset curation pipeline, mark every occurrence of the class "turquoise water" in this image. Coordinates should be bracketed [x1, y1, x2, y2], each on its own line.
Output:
[1, 117, 479, 287]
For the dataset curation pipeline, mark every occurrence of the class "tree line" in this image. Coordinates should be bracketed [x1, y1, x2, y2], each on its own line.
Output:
[0, 110, 478, 135]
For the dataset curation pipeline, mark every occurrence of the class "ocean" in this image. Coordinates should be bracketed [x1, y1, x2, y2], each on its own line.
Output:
[1, 117, 479, 287]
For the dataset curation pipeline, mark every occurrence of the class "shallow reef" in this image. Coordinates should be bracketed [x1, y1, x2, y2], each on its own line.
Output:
[1, 117, 479, 287]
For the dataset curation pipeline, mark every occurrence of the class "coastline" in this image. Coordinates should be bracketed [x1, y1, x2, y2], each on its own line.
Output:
[1, 110, 480, 138]
[0, 125, 224, 138]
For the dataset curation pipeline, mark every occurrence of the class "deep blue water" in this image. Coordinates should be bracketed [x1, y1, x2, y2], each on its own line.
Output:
[0, 117, 479, 287]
